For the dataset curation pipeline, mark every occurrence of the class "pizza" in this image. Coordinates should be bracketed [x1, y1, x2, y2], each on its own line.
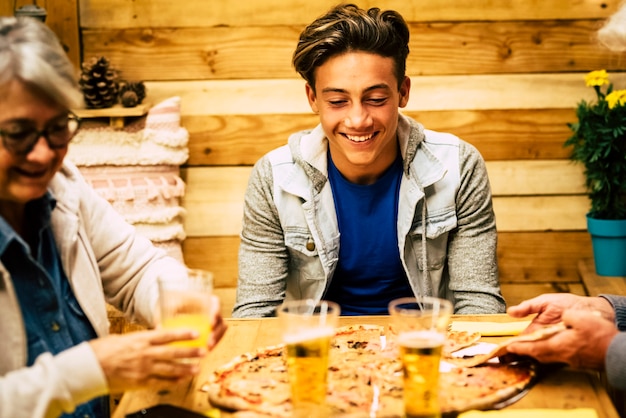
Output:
[203, 324, 535, 417]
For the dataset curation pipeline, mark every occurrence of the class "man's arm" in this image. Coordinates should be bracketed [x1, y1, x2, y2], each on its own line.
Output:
[606, 333, 626, 390]
[233, 157, 289, 318]
[447, 141, 505, 314]
[601, 294, 626, 330]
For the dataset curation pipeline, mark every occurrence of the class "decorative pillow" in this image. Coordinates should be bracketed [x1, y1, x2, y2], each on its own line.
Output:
[68, 97, 190, 262]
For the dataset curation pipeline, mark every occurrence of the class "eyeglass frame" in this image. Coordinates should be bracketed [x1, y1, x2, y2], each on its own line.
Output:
[0, 112, 82, 156]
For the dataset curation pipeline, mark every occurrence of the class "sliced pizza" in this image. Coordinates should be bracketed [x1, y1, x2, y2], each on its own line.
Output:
[204, 324, 536, 417]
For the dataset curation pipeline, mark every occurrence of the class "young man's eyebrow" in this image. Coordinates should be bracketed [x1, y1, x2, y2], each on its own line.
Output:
[320, 83, 392, 94]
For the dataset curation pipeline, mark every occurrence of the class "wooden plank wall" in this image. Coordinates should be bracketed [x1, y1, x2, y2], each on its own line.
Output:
[75, 0, 625, 315]
[2, 0, 80, 67]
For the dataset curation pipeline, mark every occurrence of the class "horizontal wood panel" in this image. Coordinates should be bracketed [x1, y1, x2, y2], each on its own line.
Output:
[81, 20, 622, 81]
[79, 0, 619, 28]
[181, 166, 250, 238]
[184, 236, 239, 289]
[501, 283, 586, 308]
[180, 162, 589, 237]
[182, 194, 590, 236]
[487, 160, 585, 196]
[498, 231, 592, 283]
[182, 161, 586, 200]
[182, 231, 593, 290]
[493, 196, 589, 231]
[144, 73, 626, 115]
[185, 109, 577, 166]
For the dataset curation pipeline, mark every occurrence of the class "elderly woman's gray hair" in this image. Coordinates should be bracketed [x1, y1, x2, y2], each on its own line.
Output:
[0, 16, 83, 109]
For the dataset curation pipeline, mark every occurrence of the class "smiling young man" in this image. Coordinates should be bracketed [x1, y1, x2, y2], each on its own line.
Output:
[233, 4, 505, 317]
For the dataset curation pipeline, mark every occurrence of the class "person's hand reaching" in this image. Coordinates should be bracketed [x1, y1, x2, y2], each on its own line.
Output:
[507, 308, 618, 370]
[90, 329, 207, 393]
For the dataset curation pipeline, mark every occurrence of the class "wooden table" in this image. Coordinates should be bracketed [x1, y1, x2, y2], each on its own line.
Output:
[579, 258, 626, 298]
[112, 315, 620, 418]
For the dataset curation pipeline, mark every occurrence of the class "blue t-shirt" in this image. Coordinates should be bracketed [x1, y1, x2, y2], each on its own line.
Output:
[325, 152, 413, 315]
[0, 193, 108, 418]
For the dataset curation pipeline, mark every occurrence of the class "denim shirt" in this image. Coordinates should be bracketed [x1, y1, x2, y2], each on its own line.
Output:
[235, 113, 505, 317]
[0, 193, 108, 418]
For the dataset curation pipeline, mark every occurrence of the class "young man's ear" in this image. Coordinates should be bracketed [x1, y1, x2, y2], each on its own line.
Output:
[398, 76, 411, 108]
[305, 83, 319, 114]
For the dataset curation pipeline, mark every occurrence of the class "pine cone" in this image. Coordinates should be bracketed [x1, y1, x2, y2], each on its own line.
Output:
[118, 81, 147, 107]
[79, 56, 119, 109]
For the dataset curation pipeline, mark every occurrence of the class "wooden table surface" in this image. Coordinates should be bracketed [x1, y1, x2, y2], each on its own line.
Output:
[112, 314, 620, 418]
[578, 258, 626, 298]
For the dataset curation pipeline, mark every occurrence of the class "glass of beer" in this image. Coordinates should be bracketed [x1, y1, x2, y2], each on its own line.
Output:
[388, 297, 453, 418]
[277, 299, 340, 415]
[158, 268, 214, 350]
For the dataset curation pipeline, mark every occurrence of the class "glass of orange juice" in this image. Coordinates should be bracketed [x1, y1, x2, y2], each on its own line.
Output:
[158, 268, 214, 351]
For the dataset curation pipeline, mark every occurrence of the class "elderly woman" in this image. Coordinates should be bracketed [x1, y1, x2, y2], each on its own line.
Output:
[0, 17, 226, 418]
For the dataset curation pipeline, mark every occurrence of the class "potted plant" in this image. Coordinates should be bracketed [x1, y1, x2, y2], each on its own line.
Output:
[565, 69, 626, 276]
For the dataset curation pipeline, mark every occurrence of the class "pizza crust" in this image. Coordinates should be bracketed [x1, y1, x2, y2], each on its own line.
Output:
[442, 363, 535, 413]
[444, 330, 482, 357]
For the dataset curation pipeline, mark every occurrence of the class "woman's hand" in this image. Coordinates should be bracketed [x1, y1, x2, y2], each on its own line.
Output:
[90, 329, 207, 393]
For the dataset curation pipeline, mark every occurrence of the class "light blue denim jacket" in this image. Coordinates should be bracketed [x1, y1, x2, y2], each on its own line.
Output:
[234, 113, 505, 317]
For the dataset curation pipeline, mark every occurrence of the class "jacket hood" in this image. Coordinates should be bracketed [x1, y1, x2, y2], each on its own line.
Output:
[397, 112, 426, 173]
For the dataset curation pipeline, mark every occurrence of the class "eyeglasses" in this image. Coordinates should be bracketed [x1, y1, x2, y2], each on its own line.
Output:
[0, 112, 81, 155]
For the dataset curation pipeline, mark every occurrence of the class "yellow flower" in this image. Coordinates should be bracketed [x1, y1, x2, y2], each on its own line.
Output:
[606, 89, 626, 109]
[585, 69, 610, 87]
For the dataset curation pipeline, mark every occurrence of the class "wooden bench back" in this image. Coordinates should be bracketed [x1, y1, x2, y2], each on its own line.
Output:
[73, 0, 626, 315]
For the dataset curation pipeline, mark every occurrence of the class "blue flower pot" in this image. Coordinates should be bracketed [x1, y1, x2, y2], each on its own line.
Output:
[587, 215, 626, 277]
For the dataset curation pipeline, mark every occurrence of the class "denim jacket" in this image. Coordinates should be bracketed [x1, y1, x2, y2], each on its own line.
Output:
[234, 113, 505, 317]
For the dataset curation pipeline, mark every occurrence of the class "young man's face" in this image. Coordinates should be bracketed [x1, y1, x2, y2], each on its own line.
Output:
[306, 51, 410, 185]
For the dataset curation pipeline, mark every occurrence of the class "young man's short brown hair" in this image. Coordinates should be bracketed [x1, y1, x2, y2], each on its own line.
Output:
[292, 3, 410, 91]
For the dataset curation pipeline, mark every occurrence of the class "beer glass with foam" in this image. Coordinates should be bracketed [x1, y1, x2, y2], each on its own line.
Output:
[388, 297, 453, 418]
[277, 299, 340, 414]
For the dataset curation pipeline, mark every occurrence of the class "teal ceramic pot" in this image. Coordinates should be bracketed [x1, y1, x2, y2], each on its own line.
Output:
[587, 215, 626, 277]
